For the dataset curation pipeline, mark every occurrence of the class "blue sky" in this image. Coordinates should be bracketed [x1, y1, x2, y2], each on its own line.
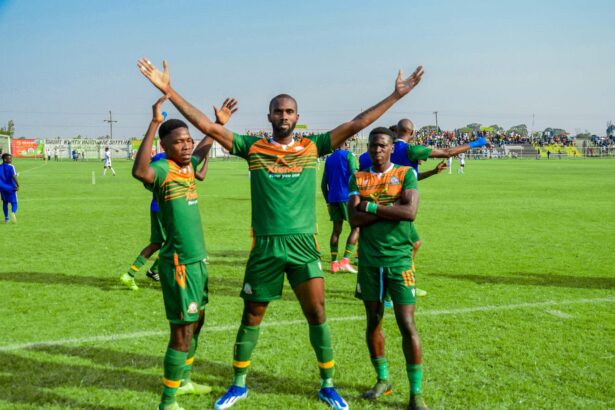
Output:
[1, 0, 613, 138]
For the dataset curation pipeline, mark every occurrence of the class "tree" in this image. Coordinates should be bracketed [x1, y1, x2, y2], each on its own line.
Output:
[488, 124, 504, 133]
[506, 124, 528, 137]
[466, 123, 482, 132]
[419, 125, 440, 134]
[0, 120, 15, 136]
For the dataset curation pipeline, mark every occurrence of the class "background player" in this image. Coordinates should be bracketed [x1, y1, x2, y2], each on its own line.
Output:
[0, 153, 19, 223]
[132, 95, 221, 410]
[137, 57, 424, 410]
[321, 140, 359, 274]
[349, 127, 427, 410]
[102, 147, 116, 176]
[458, 152, 465, 174]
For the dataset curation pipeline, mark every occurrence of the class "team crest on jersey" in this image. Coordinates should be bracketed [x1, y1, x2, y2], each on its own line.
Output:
[243, 283, 253, 295]
[390, 176, 400, 185]
[187, 302, 198, 314]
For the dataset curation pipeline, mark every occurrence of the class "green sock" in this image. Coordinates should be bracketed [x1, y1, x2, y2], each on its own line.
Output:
[309, 322, 335, 387]
[406, 363, 423, 395]
[150, 257, 160, 274]
[128, 255, 148, 277]
[182, 332, 200, 384]
[232, 325, 260, 387]
[371, 356, 389, 382]
[343, 243, 356, 260]
[330, 244, 338, 262]
[161, 348, 188, 406]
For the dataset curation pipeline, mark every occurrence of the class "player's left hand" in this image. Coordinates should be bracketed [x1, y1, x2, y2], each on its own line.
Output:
[214, 98, 239, 126]
[394, 66, 424, 98]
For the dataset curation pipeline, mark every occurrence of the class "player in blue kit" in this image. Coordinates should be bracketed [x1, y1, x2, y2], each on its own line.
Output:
[321, 141, 359, 273]
[0, 154, 19, 224]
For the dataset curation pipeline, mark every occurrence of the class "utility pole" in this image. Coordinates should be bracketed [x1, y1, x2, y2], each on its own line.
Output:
[104, 111, 118, 139]
[433, 111, 439, 133]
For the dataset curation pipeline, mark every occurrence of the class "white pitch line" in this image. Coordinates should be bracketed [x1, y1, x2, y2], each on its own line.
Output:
[1, 296, 613, 352]
[545, 309, 574, 319]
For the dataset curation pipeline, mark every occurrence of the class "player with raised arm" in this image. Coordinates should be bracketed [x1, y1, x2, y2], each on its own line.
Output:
[349, 127, 427, 410]
[120, 98, 237, 291]
[137, 57, 424, 410]
[321, 141, 359, 274]
[132, 95, 228, 410]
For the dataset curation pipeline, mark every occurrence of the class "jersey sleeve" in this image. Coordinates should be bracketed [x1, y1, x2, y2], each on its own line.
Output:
[406, 145, 432, 162]
[348, 174, 359, 197]
[403, 167, 418, 191]
[347, 151, 358, 174]
[146, 160, 168, 193]
[231, 134, 260, 159]
[307, 132, 333, 157]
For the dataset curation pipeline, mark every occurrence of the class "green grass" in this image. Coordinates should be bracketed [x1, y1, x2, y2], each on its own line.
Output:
[1, 157, 614, 410]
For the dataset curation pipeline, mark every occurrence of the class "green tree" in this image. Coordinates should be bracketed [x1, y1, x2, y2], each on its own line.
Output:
[506, 124, 528, 137]
[466, 123, 482, 132]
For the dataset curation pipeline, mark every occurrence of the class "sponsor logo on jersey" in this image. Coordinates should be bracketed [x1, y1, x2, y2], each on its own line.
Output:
[243, 283, 253, 295]
[187, 302, 198, 314]
[267, 155, 304, 175]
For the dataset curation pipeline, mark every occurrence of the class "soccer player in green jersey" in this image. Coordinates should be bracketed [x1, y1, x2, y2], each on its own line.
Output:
[137, 57, 424, 410]
[349, 127, 427, 410]
[132, 95, 236, 410]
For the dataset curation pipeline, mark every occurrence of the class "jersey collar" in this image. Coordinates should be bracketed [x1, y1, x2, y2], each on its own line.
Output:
[268, 137, 296, 150]
[369, 163, 394, 177]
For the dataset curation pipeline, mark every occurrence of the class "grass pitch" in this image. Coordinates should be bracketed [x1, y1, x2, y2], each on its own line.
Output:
[1, 157, 614, 409]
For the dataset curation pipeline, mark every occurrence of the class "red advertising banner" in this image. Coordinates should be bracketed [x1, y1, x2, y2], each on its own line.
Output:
[11, 139, 44, 158]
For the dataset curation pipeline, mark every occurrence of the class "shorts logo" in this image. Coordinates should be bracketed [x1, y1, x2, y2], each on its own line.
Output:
[187, 302, 198, 314]
[411, 288, 416, 297]
[356, 283, 362, 294]
[243, 283, 253, 295]
[317, 261, 322, 271]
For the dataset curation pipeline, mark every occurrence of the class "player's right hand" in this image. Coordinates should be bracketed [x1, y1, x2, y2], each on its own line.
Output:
[137, 58, 171, 94]
[152, 95, 169, 123]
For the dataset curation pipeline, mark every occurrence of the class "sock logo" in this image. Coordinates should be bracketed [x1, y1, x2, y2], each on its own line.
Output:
[243, 283, 253, 295]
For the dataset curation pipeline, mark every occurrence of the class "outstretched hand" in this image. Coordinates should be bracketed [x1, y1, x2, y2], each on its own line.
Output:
[152, 95, 169, 123]
[394, 66, 424, 98]
[213, 98, 239, 126]
[434, 160, 447, 173]
[137, 58, 171, 94]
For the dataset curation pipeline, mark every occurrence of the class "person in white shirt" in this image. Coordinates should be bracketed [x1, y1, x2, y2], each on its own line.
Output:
[103, 147, 116, 176]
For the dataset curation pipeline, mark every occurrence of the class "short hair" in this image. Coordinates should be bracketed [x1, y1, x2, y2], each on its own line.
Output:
[269, 94, 298, 113]
[1, 153, 10, 160]
[368, 127, 396, 143]
[389, 124, 398, 133]
[159, 119, 188, 139]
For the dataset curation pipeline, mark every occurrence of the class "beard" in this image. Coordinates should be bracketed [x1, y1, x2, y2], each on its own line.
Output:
[272, 121, 296, 138]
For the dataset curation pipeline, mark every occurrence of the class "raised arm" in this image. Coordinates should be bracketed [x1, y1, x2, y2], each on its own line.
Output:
[329, 66, 424, 148]
[132, 95, 167, 184]
[137, 58, 235, 150]
[193, 98, 238, 163]
[430, 137, 487, 158]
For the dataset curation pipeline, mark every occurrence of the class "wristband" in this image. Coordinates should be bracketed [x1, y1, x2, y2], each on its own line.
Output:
[469, 137, 487, 149]
[366, 202, 378, 214]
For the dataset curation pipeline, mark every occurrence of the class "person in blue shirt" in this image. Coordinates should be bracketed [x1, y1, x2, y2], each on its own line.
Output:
[359, 119, 487, 299]
[0, 154, 19, 224]
[321, 141, 359, 273]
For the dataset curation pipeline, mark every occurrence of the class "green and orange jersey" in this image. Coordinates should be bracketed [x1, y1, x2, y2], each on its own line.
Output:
[232, 133, 333, 236]
[349, 164, 418, 267]
[148, 156, 206, 264]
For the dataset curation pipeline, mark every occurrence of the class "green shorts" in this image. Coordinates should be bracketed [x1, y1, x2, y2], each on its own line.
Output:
[327, 202, 348, 222]
[159, 259, 208, 324]
[409, 223, 420, 245]
[150, 211, 166, 244]
[355, 264, 416, 305]
[241, 234, 323, 302]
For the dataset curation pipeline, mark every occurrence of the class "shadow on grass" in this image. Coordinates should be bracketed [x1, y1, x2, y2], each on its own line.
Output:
[431, 271, 615, 290]
[0, 271, 162, 292]
[0, 343, 333, 408]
